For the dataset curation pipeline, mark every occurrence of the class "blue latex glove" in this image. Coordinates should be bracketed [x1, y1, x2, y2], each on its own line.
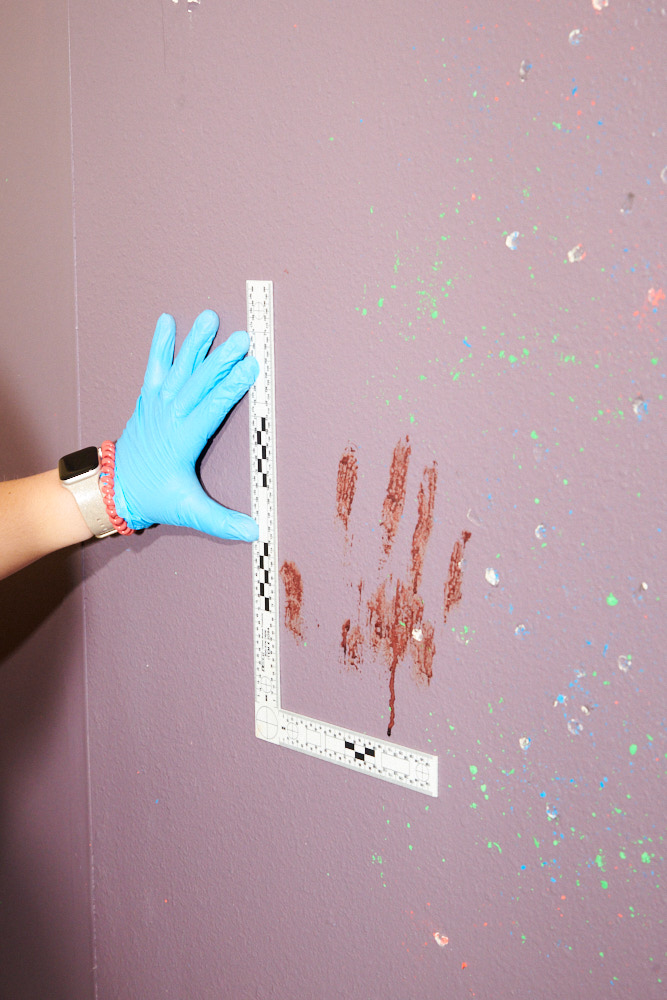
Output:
[114, 310, 259, 541]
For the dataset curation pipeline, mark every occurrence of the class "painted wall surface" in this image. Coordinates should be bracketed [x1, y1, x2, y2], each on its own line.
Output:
[69, 1, 665, 997]
[0, 2, 93, 997]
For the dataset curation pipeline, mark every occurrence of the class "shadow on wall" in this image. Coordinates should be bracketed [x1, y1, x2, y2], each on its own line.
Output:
[0, 370, 93, 999]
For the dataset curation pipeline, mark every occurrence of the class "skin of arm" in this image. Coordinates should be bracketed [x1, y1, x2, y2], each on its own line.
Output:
[0, 470, 93, 581]
[0, 310, 258, 583]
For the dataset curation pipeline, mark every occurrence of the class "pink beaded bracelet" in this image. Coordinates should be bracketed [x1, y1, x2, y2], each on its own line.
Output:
[100, 440, 135, 535]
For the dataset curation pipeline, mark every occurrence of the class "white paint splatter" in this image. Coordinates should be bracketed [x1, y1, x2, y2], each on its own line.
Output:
[567, 244, 586, 263]
[535, 523, 547, 540]
[661, 166, 667, 184]
[505, 230, 520, 250]
[519, 60, 531, 82]
[592, 0, 609, 9]
[412, 627, 423, 642]
[567, 719, 584, 736]
[466, 507, 482, 526]
[632, 395, 647, 419]
[519, 736, 531, 750]
[617, 654, 632, 673]
[568, 28, 583, 45]
[433, 932, 449, 947]
[485, 567, 500, 587]
[514, 623, 529, 639]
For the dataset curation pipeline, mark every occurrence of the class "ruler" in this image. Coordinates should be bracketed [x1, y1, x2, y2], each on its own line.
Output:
[247, 280, 438, 797]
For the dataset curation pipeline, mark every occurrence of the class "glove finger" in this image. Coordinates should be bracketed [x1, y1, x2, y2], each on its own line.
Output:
[161, 310, 220, 400]
[184, 355, 259, 456]
[141, 314, 176, 395]
[184, 489, 259, 541]
[172, 330, 251, 421]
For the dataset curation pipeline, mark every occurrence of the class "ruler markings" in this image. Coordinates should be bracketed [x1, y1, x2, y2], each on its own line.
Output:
[247, 279, 438, 797]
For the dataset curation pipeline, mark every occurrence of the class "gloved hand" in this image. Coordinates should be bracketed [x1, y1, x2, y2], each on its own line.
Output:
[113, 310, 259, 541]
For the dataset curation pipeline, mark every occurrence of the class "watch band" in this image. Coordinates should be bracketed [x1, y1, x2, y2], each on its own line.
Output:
[69, 467, 118, 538]
[59, 447, 118, 539]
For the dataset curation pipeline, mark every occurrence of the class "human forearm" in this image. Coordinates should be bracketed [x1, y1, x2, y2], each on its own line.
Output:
[0, 469, 93, 580]
[0, 310, 258, 582]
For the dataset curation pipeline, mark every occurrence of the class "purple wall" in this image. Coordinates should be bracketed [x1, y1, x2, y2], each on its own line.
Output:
[4, 0, 665, 996]
[0, 2, 93, 997]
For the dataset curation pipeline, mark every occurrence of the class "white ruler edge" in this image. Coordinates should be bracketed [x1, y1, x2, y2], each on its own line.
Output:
[247, 279, 438, 798]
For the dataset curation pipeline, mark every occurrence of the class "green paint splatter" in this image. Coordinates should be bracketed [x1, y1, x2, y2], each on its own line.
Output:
[606, 593, 619, 607]
[629, 744, 638, 756]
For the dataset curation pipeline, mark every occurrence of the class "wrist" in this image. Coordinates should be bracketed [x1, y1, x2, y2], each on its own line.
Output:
[99, 441, 134, 535]
[58, 443, 134, 538]
[58, 446, 118, 538]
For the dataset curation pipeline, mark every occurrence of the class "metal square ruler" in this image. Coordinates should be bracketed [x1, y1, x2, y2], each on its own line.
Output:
[247, 280, 438, 797]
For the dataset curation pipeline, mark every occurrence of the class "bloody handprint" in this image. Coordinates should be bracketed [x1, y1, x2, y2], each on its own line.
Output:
[279, 436, 472, 738]
[336, 437, 471, 737]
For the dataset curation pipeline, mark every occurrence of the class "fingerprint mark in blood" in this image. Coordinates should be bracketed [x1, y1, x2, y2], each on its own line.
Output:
[279, 561, 305, 642]
[444, 530, 472, 621]
[408, 462, 438, 593]
[335, 443, 358, 533]
[341, 618, 364, 670]
[380, 437, 411, 558]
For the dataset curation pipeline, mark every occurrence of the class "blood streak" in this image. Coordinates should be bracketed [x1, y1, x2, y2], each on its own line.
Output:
[279, 561, 305, 641]
[380, 437, 411, 558]
[335, 443, 358, 532]
[444, 530, 472, 620]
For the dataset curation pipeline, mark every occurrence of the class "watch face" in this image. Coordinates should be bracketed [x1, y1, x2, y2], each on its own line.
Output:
[59, 446, 100, 482]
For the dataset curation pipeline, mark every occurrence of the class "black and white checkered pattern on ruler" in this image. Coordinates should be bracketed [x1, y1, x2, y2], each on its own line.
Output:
[257, 542, 271, 612]
[344, 740, 376, 763]
[255, 417, 269, 489]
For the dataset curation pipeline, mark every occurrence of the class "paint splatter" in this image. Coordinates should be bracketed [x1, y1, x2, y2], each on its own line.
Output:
[335, 443, 358, 532]
[620, 192, 635, 214]
[380, 437, 411, 558]
[443, 531, 472, 621]
[279, 561, 305, 642]
[433, 932, 449, 947]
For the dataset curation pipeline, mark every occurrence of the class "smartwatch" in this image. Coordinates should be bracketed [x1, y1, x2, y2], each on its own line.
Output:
[58, 446, 117, 538]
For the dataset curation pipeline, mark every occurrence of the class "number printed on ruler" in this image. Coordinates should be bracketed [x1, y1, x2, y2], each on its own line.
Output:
[247, 280, 438, 796]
